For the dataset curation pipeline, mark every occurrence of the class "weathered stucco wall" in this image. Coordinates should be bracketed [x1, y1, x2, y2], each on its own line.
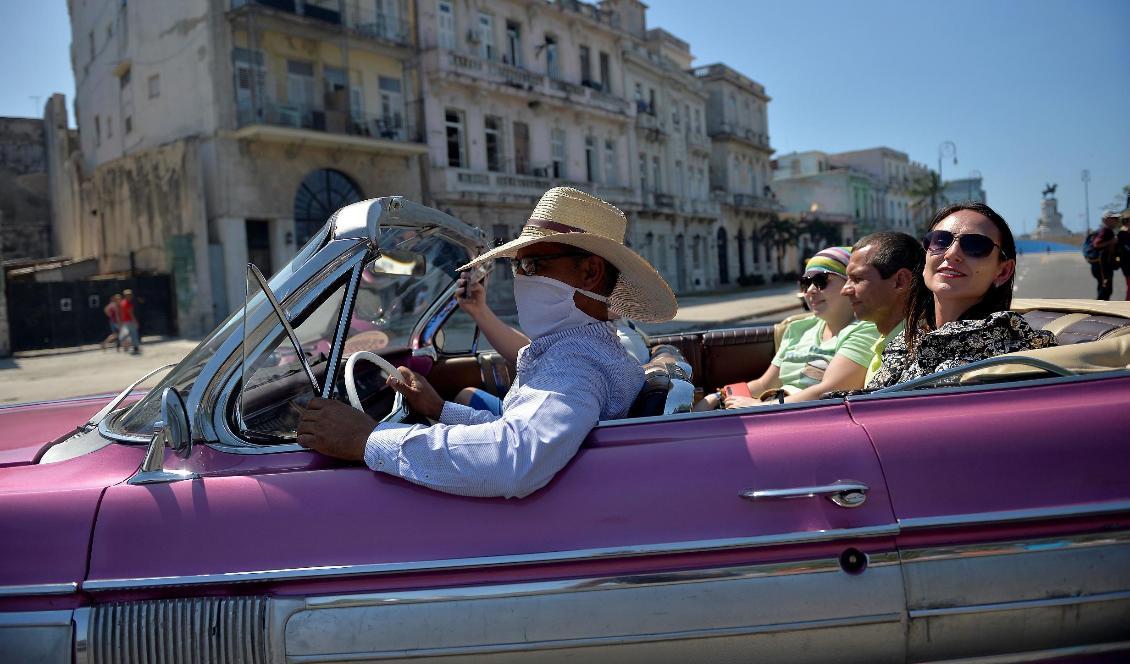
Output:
[0, 117, 53, 261]
[87, 138, 213, 335]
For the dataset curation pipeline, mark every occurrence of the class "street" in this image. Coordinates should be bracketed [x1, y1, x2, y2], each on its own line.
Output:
[0, 252, 1121, 405]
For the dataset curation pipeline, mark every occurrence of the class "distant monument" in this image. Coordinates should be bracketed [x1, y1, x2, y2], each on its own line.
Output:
[1032, 182, 1071, 239]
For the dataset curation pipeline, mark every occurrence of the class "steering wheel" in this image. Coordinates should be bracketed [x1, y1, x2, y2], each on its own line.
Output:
[344, 351, 408, 423]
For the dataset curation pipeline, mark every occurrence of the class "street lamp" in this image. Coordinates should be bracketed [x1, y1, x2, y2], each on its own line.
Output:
[938, 141, 957, 204]
[1081, 169, 1091, 233]
[968, 169, 982, 201]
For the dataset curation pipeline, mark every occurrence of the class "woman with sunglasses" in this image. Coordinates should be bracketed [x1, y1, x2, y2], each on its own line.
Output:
[868, 201, 1055, 388]
[694, 246, 880, 410]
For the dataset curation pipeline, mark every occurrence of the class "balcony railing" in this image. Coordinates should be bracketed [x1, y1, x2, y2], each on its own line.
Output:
[237, 100, 419, 143]
[731, 193, 781, 211]
[438, 167, 636, 204]
[232, 0, 411, 47]
[685, 131, 709, 152]
[425, 50, 631, 116]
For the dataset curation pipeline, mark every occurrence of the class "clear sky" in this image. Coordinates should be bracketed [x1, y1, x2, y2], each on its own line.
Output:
[2, 0, 1127, 234]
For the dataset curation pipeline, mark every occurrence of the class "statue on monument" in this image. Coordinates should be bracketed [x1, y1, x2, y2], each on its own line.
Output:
[1042, 183, 1057, 199]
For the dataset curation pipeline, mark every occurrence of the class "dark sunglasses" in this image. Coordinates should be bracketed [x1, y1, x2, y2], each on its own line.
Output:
[510, 251, 590, 277]
[797, 273, 833, 291]
[923, 230, 1006, 259]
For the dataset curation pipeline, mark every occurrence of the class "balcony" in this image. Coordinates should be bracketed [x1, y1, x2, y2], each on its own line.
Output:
[685, 131, 709, 153]
[422, 49, 631, 117]
[230, 0, 411, 48]
[435, 167, 636, 205]
[731, 193, 781, 212]
[234, 100, 426, 155]
[654, 192, 676, 209]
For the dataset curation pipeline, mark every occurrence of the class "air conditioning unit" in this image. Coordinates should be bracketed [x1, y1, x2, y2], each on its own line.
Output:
[532, 167, 549, 178]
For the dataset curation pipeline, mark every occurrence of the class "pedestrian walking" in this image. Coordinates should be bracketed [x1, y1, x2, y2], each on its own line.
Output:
[1117, 214, 1130, 301]
[120, 289, 142, 355]
[1087, 212, 1119, 300]
[101, 293, 123, 351]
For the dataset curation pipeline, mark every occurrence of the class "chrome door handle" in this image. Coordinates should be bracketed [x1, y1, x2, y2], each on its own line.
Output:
[740, 480, 869, 508]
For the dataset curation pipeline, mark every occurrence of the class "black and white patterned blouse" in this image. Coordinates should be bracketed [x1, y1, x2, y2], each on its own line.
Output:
[867, 311, 1057, 389]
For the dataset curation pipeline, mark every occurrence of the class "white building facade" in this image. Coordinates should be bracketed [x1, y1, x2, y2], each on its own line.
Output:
[59, 0, 425, 333]
[693, 63, 778, 286]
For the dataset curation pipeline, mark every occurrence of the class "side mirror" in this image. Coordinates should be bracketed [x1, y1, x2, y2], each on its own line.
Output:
[163, 387, 193, 459]
[127, 388, 200, 485]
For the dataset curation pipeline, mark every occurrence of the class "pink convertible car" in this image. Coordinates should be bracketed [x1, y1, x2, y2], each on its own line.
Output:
[2, 198, 1128, 663]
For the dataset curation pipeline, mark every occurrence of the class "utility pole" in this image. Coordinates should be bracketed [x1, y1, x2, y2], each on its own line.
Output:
[938, 141, 957, 205]
[1081, 169, 1091, 233]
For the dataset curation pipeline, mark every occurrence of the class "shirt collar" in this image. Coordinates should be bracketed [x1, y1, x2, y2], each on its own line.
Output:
[517, 320, 620, 368]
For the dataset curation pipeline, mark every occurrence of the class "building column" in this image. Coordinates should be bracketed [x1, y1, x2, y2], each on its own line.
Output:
[215, 217, 248, 321]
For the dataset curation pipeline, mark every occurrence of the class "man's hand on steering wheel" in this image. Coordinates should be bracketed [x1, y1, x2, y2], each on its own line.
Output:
[386, 367, 444, 419]
[297, 398, 376, 460]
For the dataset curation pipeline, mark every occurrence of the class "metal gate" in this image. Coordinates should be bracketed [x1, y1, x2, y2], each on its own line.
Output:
[6, 275, 177, 352]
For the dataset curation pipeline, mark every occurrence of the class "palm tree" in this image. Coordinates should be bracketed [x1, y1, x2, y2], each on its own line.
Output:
[909, 170, 944, 232]
[757, 214, 800, 279]
[799, 216, 841, 250]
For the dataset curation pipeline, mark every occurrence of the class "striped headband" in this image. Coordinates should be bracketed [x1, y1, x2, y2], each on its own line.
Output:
[804, 246, 851, 278]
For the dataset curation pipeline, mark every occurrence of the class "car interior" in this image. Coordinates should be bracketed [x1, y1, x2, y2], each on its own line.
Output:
[235, 242, 1130, 446]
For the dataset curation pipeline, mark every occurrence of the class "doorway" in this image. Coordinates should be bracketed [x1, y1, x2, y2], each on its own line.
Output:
[513, 122, 530, 175]
[246, 220, 273, 277]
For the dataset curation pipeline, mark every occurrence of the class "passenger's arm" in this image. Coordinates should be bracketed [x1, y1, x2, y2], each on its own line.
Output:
[744, 363, 783, 396]
[456, 273, 529, 366]
[783, 354, 867, 403]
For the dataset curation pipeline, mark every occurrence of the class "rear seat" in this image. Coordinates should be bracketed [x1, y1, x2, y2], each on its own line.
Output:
[629, 345, 695, 417]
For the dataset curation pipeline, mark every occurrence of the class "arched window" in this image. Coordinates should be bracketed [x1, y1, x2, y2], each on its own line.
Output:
[293, 169, 364, 245]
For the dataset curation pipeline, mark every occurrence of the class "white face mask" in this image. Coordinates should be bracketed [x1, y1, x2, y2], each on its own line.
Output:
[513, 274, 609, 339]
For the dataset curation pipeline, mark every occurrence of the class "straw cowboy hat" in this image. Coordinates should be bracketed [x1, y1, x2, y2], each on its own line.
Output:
[459, 187, 677, 323]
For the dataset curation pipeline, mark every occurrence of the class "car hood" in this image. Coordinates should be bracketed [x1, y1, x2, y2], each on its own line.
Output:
[0, 429, 145, 597]
[0, 395, 117, 467]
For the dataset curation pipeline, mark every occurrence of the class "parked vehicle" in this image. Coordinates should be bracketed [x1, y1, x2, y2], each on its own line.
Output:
[2, 197, 1128, 663]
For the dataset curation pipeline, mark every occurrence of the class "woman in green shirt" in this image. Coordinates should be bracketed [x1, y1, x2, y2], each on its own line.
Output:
[694, 246, 879, 410]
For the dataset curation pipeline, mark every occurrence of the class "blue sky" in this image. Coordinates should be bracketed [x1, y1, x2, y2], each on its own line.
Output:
[2, 0, 1127, 234]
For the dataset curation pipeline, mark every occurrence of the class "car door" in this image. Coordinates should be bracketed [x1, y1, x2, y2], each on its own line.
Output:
[848, 372, 1130, 662]
[84, 400, 906, 663]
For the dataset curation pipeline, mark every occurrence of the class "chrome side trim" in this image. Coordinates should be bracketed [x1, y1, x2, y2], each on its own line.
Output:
[82, 523, 899, 591]
[0, 582, 78, 597]
[917, 640, 1130, 664]
[847, 368, 1130, 403]
[595, 396, 846, 428]
[305, 552, 900, 610]
[0, 610, 73, 626]
[908, 588, 1130, 619]
[898, 500, 1130, 530]
[285, 613, 906, 663]
[901, 530, 1130, 564]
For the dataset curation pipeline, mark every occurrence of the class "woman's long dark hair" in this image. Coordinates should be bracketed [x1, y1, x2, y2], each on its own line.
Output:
[905, 201, 1017, 349]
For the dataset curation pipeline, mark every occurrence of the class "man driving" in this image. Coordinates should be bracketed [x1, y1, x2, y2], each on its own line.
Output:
[297, 187, 677, 498]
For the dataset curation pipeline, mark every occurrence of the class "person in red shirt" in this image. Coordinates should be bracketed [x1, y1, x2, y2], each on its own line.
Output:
[120, 289, 141, 354]
[100, 293, 122, 351]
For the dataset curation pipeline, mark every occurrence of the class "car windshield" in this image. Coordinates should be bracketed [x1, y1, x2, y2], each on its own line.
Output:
[110, 223, 333, 438]
[237, 227, 471, 442]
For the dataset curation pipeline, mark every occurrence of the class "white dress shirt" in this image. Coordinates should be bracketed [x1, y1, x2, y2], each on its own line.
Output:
[364, 321, 644, 498]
